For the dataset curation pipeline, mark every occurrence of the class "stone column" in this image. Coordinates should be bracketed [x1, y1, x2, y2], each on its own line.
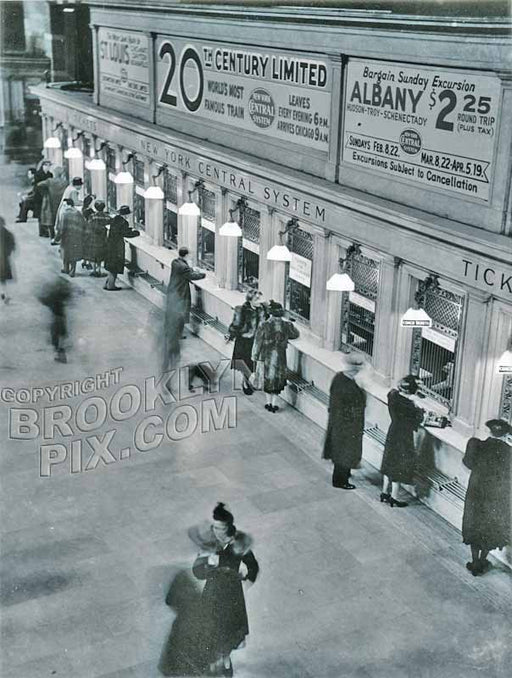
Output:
[223, 194, 240, 291]
[90, 163, 107, 201]
[372, 255, 398, 378]
[323, 236, 343, 351]
[268, 213, 286, 305]
[145, 186, 164, 246]
[215, 189, 228, 288]
[455, 290, 492, 428]
[178, 176, 199, 265]
[309, 227, 328, 341]
[325, 53, 344, 183]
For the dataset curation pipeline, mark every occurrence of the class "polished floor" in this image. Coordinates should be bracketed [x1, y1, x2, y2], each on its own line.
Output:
[1, 164, 511, 678]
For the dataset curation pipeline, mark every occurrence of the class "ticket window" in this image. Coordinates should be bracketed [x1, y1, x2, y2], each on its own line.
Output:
[285, 226, 313, 323]
[238, 205, 260, 291]
[106, 146, 117, 213]
[163, 170, 178, 249]
[499, 377, 512, 426]
[133, 158, 145, 230]
[410, 283, 464, 409]
[339, 253, 379, 358]
[198, 187, 216, 271]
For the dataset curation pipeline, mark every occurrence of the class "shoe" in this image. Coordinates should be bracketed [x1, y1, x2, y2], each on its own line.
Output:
[466, 561, 480, 576]
[104, 286, 122, 291]
[380, 492, 391, 503]
[334, 483, 356, 490]
[15, 219, 26, 223]
[479, 559, 492, 573]
[389, 497, 408, 507]
[264, 404, 272, 411]
[50, 241, 59, 245]
[69, 272, 75, 278]
[242, 383, 254, 396]
[271, 405, 279, 412]
[55, 350, 67, 364]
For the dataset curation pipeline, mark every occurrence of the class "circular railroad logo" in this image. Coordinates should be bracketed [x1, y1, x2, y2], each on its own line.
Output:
[248, 88, 275, 129]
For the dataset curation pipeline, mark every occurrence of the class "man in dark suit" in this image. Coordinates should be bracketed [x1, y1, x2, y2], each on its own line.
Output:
[167, 247, 206, 325]
[323, 353, 366, 490]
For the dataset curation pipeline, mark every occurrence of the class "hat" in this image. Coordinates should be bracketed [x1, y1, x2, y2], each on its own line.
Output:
[94, 199, 105, 212]
[118, 205, 131, 215]
[268, 300, 285, 317]
[71, 176, 83, 186]
[343, 352, 365, 370]
[485, 419, 512, 437]
[398, 375, 420, 395]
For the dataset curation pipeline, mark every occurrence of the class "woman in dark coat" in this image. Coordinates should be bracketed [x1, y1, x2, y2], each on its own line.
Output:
[0, 218, 15, 303]
[380, 375, 425, 507]
[227, 290, 267, 395]
[251, 300, 300, 413]
[323, 353, 366, 490]
[86, 200, 110, 277]
[37, 166, 67, 239]
[103, 205, 139, 291]
[462, 419, 511, 576]
[189, 503, 259, 677]
[55, 200, 86, 277]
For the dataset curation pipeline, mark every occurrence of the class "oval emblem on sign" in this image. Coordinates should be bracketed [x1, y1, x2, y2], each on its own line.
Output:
[399, 128, 422, 155]
[248, 88, 275, 129]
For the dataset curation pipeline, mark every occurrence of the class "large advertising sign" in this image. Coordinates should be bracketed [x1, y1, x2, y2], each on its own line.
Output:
[155, 37, 332, 152]
[343, 60, 501, 201]
[98, 28, 150, 107]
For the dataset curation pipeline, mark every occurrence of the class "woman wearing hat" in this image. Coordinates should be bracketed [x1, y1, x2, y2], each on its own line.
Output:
[227, 290, 267, 395]
[103, 205, 140, 291]
[251, 300, 300, 412]
[462, 419, 511, 576]
[380, 375, 425, 507]
[189, 503, 259, 677]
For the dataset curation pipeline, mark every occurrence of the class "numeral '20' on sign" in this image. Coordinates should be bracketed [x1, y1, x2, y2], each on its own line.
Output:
[159, 41, 204, 112]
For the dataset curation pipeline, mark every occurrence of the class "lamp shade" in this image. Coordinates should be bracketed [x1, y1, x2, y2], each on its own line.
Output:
[219, 220, 242, 237]
[267, 245, 292, 262]
[178, 201, 201, 216]
[401, 307, 432, 328]
[64, 147, 83, 159]
[497, 349, 512, 374]
[87, 158, 106, 171]
[44, 136, 61, 149]
[144, 185, 164, 200]
[326, 272, 355, 292]
[114, 171, 134, 185]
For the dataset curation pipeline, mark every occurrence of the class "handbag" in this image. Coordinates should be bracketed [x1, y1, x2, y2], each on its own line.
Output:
[192, 554, 211, 580]
[249, 360, 264, 390]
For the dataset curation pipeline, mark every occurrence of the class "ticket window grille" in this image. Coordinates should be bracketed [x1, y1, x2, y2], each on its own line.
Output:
[285, 227, 313, 323]
[339, 254, 379, 357]
[106, 147, 117, 212]
[410, 285, 464, 408]
[238, 206, 260, 291]
[499, 376, 512, 426]
[83, 138, 92, 195]
[133, 158, 145, 230]
[163, 171, 178, 248]
[198, 188, 216, 271]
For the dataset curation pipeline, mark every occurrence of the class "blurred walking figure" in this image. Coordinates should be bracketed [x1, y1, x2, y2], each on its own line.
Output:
[103, 205, 139, 291]
[54, 199, 85, 277]
[54, 176, 83, 242]
[36, 166, 67, 238]
[251, 300, 300, 413]
[80, 194, 96, 270]
[380, 375, 425, 507]
[462, 419, 511, 576]
[167, 247, 206, 330]
[86, 200, 109, 277]
[323, 353, 366, 490]
[227, 290, 266, 395]
[38, 275, 73, 363]
[162, 288, 187, 372]
[0, 217, 16, 303]
[189, 503, 259, 677]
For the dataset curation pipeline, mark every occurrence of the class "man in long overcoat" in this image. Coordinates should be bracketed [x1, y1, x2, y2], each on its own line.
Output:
[323, 353, 366, 489]
[54, 176, 83, 242]
[55, 199, 85, 277]
[167, 247, 206, 324]
[37, 166, 67, 238]
[103, 205, 139, 291]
